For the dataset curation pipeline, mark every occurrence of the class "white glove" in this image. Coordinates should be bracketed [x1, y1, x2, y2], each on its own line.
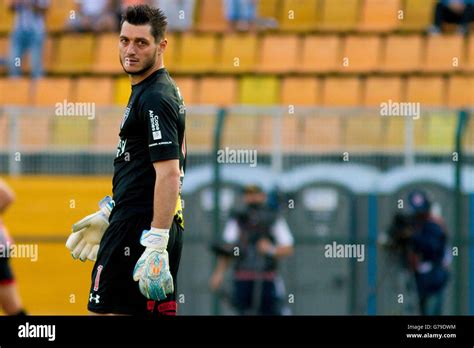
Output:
[65, 196, 114, 262]
[133, 228, 174, 301]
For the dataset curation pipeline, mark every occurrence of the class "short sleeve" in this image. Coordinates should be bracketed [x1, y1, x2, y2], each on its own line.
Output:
[141, 92, 180, 163]
[222, 219, 239, 244]
[271, 217, 294, 247]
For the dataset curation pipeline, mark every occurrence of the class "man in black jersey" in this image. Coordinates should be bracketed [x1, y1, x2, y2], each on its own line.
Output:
[65, 4, 186, 316]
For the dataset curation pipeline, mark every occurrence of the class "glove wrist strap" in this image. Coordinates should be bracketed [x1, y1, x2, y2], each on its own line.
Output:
[99, 196, 114, 218]
[140, 227, 169, 251]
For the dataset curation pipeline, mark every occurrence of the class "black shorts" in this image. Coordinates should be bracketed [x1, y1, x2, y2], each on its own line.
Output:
[87, 212, 183, 316]
[0, 256, 14, 285]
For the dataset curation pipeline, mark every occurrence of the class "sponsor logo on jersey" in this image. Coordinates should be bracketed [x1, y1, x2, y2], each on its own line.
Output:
[120, 107, 131, 129]
[116, 139, 127, 158]
[149, 110, 162, 140]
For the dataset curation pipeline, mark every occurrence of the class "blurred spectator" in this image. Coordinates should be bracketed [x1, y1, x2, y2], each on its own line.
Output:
[210, 185, 294, 315]
[406, 190, 451, 315]
[153, 0, 195, 32]
[430, 0, 474, 34]
[68, 0, 118, 32]
[224, 0, 258, 32]
[8, 0, 50, 79]
[0, 179, 26, 316]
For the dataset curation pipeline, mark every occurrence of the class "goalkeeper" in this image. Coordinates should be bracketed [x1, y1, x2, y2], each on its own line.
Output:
[65, 5, 186, 316]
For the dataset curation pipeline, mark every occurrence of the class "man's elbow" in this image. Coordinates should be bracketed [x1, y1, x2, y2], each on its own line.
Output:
[0, 188, 15, 212]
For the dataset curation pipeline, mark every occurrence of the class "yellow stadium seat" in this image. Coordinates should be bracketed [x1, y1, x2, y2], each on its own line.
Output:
[240, 77, 280, 105]
[385, 117, 428, 151]
[186, 114, 215, 151]
[298, 35, 341, 73]
[73, 78, 114, 106]
[257, 115, 273, 152]
[52, 117, 91, 147]
[19, 36, 54, 75]
[197, 77, 237, 106]
[279, 0, 318, 31]
[358, 0, 401, 32]
[381, 35, 423, 73]
[175, 34, 218, 73]
[196, 0, 227, 32]
[92, 34, 122, 74]
[0, 0, 14, 34]
[46, 0, 76, 32]
[318, 0, 360, 31]
[406, 77, 445, 106]
[303, 116, 342, 152]
[364, 77, 403, 106]
[0, 113, 7, 147]
[447, 76, 474, 108]
[467, 35, 474, 72]
[222, 114, 259, 148]
[281, 115, 301, 151]
[322, 77, 361, 106]
[258, 35, 300, 73]
[423, 35, 465, 73]
[33, 78, 72, 106]
[52, 34, 95, 73]
[94, 112, 121, 151]
[344, 115, 383, 150]
[217, 34, 258, 73]
[385, 118, 405, 150]
[426, 113, 457, 151]
[0, 78, 32, 106]
[18, 115, 51, 150]
[281, 77, 320, 106]
[173, 77, 197, 105]
[400, 0, 436, 31]
[341, 35, 382, 73]
[114, 77, 131, 106]
[258, 0, 280, 19]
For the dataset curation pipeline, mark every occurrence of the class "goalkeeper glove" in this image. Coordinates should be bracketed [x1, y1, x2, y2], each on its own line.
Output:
[133, 228, 174, 301]
[65, 196, 114, 262]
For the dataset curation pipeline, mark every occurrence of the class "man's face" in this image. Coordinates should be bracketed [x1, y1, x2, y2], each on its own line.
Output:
[244, 192, 266, 206]
[119, 21, 165, 76]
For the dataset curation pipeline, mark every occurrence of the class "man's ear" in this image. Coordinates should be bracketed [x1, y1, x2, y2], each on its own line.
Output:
[158, 39, 168, 55]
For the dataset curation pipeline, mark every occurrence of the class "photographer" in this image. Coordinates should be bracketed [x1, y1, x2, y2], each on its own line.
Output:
[209, 185, 294, 315]
[388, 189, 450, 315]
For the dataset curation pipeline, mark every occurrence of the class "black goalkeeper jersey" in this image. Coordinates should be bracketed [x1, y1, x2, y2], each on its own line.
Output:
[110, 68, 186, 222]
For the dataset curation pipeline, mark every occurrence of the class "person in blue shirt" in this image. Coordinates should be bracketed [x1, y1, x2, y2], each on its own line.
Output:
[407, 190, 451, 315]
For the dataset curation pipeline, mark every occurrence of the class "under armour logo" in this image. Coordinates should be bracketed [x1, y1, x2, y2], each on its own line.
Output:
[89, 293, 100, 304]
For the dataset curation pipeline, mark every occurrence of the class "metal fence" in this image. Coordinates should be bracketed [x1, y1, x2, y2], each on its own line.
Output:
[0, 105, 473, 315]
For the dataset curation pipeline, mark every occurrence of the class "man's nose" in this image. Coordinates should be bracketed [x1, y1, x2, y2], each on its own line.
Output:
[125, 43, 137, 56]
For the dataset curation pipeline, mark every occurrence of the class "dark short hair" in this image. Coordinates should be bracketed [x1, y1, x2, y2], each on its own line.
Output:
[121, 5, 167, 42]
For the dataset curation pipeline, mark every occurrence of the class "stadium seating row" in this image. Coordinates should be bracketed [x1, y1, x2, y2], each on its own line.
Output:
[0, 0, 441, 34]
[0, 76, 472, 107]
[0, 108, 471, 153]
[1, 33, 474, 75]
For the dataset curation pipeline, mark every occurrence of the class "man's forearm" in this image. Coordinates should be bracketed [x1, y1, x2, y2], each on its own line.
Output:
[151, 172, 180, 229]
